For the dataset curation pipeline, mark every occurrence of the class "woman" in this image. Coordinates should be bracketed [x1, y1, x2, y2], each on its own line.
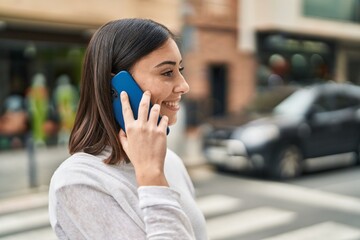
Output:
[48, 18, 207, 239]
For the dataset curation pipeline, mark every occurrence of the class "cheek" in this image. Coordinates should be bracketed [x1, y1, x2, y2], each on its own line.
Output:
[136, 80, 163, 103]
[149, 85, 172, 104]
[133, 72, 172, 104]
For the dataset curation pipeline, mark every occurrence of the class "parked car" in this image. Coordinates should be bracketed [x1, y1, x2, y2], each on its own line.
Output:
[202, 83, 360, 179]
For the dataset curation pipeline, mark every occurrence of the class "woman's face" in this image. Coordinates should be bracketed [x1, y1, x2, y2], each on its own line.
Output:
[130, 39, 189, 126]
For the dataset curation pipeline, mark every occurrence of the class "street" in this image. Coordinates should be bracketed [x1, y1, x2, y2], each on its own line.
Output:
[1, 147, 360, 239]
[0, 146, 69, 198]
[190, 164, 360, 240]
[2, 1, 360, 240]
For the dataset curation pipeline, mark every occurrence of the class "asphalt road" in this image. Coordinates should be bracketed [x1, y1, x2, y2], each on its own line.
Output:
[1, 146, 360, 240]
[190, 164, 360, 240]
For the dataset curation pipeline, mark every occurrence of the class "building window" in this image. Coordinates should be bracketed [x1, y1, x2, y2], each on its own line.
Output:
[256, 32, 335, 88]
[208, 64, 228, 116]
[0, 39, 85, 150]
[303, 0, 360, 23]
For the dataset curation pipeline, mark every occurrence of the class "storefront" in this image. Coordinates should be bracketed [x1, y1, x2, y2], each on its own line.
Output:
[256, 32, 336, 88]
[0, 0, 183, 150]
[0, 24, 88, 150]
[238, 0, 360, 92]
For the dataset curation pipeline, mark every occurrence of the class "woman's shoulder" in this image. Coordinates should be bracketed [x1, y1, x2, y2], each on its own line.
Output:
[50, 150, 131, 192]
[54, 152, 103, 175]
[50, 153, 105, 185]
[57, 145, 113, 170]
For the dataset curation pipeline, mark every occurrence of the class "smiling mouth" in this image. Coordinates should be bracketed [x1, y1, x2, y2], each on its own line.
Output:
[163, 100, 180, 110]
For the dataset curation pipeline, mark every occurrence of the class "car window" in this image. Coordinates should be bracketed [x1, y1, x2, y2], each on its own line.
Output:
[312, 94, 333, 113]
[245, 87, 296, 113]
[334, 94, 359, 110]
[273, 89, 314, 116]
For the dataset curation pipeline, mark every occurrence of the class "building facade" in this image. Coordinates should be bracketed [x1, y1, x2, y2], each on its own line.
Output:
[1, 0, 360, 148]
[183, 0, 360, 126]
[182, 0, 255, 127]
[0, 0, 182, 149]
[239, 0, 360, 87]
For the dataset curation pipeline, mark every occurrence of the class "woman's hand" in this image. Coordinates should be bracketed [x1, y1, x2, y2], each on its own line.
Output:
[119, 91, 169, 187]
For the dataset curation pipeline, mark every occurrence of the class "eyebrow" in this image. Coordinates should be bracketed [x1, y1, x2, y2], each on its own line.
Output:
[154, 60, 183, 68]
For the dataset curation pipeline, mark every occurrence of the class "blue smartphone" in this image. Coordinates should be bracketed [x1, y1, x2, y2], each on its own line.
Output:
[111, 71, 169, 135]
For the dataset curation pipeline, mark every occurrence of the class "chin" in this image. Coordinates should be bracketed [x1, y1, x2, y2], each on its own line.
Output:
[161, 112, 177, 126]
[167, 116, 177, 126]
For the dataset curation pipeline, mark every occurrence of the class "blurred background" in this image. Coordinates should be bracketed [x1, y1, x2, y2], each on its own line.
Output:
[1, 0, 360, 239]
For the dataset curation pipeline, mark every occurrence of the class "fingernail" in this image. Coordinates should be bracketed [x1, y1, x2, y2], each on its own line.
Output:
[144, 91, 151, 96]
[153, 104, 160, 111]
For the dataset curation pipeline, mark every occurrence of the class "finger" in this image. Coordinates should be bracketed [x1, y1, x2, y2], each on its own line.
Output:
[158, 115, 169, 133]
[148, 104, 161, 126]
[118, 129, 128, 152]
[137, 91, 151, 122]
[120, 91, 134, 123]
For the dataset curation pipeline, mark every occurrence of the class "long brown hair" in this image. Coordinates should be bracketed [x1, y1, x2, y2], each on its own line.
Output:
[69, 18, 174, 164]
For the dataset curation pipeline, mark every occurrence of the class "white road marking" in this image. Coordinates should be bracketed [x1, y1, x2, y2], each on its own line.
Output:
[264, 221, 360, 240]
[0, 191, 48, 215]
[240, 178, 360, 214]
[0, 208, 49, 236]
[206, 206, 296, 240]
[0, 227, 56, 240]
[196, 194, 242, 217]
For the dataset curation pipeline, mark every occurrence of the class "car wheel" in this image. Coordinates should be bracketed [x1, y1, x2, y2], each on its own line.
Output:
[270, 145, 303, 179]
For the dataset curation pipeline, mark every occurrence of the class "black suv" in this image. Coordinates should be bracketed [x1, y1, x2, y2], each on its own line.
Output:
[202, 83, 360, 179]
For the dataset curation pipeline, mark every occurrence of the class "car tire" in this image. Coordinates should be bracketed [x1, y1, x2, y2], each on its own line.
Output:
[269, 145, 303, 179]
[214, 165, 227, 172]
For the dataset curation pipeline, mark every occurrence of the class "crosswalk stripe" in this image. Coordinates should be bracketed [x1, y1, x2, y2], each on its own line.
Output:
[0, 227, 56, 240]
[263, 221, 360, 240]
[0, 192, 48, 216]
[239, 178, 360, 214]
[206, 206, 296, 240]
[0, 208, 49, 236]
[196, 194, 242, 217]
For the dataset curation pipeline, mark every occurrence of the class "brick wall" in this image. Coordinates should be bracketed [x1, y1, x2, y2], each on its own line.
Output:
[183, 0, 256, 123]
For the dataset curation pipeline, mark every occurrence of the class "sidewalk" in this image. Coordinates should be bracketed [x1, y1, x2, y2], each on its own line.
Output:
[0, 130, 209, 238]
[0, 145, 69, 199]
[0, 189, 55, 240]
[0, 130, 206, 194]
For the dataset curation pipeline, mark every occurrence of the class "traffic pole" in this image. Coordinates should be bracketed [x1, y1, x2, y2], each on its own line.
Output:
[26, 134, 38, 188]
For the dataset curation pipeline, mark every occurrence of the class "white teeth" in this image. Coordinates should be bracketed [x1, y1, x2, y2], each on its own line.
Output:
[164, 101, 179, 108]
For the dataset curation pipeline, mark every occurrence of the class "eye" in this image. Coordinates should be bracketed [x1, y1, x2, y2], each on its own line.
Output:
[162, 70, 174, 77]
[179, 67, 184, 73]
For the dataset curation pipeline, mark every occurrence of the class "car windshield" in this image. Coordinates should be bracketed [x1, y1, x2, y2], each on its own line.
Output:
[273, 88, 314, 116]
[244, 86, 315, 116]
[245, 87, 297, 113]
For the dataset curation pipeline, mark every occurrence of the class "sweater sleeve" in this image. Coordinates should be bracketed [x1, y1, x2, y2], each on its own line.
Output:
[53, 184, 196, 240]
[138, 186, 196, 240]
[54, 184, 146, 240]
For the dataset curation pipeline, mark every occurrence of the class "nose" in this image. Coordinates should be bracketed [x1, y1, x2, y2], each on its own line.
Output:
[174, 74, 190, 94]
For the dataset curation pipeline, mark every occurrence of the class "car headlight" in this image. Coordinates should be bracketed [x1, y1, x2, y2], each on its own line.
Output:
[227, 139, 247, 155]
[238, 125, 280, 148]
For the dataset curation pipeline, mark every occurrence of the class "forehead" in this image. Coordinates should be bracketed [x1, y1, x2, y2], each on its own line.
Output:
[141, 39, 182, 64]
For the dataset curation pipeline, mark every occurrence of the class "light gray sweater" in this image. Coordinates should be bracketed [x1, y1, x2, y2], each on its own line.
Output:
[48, 147, 207, 240]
